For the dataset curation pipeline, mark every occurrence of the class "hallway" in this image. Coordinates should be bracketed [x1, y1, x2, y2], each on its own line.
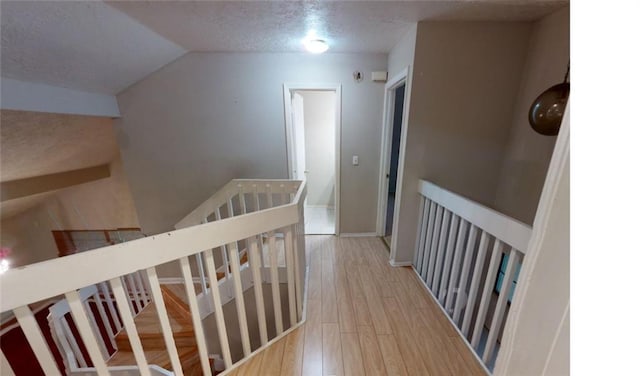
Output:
[228, 236, 486, 375]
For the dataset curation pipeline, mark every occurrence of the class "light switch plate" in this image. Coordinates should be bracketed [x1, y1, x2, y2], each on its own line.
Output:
[352, 155, 359, 165]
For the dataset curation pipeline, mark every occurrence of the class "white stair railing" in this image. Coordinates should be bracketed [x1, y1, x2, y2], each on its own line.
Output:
[413, 179, 531, 373]
[0, 179, 307, 376]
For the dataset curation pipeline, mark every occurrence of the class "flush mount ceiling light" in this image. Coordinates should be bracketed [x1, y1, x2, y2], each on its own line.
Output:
[304, 39, 329, 54]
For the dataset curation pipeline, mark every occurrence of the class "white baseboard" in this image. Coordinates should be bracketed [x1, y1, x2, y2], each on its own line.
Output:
[304, 205, 335, 209]
[339, 232, 377, 238]
[389, 260, 413, 267]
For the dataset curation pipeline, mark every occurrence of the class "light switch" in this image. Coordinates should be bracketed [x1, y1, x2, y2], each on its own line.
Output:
[352, 155, 359, 165]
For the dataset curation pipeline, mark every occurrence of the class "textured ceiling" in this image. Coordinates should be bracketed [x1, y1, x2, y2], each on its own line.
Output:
[108, 1, 568, 53]
[0, 1, 567, 95]
[0, 110, 119, 183]
[0, 1, 186, 94]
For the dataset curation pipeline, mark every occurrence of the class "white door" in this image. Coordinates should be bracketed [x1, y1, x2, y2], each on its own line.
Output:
[291, 92, 307, 181]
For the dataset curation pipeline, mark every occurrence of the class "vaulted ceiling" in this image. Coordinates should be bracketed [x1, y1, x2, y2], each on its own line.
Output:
[1, 0, 568, 95]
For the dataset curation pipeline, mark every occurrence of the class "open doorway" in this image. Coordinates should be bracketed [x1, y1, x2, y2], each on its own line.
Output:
[377, 68, 410, 251]
[384, 84, 405, 246]
[284, 84, 341, 235]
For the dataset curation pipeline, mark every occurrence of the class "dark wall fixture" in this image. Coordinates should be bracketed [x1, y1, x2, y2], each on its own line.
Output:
[528, 63, 570, 136]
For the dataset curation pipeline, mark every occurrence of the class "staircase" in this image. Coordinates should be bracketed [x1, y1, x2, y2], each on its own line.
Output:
[107, 286, 202, 374]
[0, 179, 307, 376]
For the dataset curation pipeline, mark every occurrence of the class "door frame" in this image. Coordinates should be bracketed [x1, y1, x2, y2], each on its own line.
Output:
[283, 83, 342, 235]
[376, 67, 411, 255]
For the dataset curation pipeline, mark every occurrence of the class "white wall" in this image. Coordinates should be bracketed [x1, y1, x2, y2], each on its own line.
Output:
[493, 7, 570, 225]
[387, 24, 417, 79]
[0, 77, 120, 117]
[393, 21, 532, 264]
[115, 52, 387, 235]
[299, 90, 335, 207]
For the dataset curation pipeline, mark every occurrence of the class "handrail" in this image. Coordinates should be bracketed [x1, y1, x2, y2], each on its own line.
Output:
[0, 179, 307, 376]
[176, 179, 302, 229]
[0, 190, 301, 312]
[414, 179, 532, 373]
[418, 180, 531, 252]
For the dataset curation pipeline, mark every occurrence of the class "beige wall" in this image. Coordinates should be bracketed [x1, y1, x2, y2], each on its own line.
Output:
[493, 7, 569, 225]
[0, 157, 140, 267]
[115, 52, 386, 236]
[393, 21, 532, 263]
[300, 90, 336, 207]
[495, 108, 569, 376]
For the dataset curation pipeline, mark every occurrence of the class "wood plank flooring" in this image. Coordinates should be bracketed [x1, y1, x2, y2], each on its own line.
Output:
[230, 236, 486, 376]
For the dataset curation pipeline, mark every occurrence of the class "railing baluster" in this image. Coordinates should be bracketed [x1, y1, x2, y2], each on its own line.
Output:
[110, 277, 152, 376]
[214, 209, 230, 279]
[293, 219, 304, 321]
[426, 205, 444, 286]
[99, 281, 122, 332]
[266, 183, 274, 208]
[65, 289, 110, 375]
[49, 320, 74, 371]
[133, 270, 149, 304]
[445, 219, 469, 314]
[195, 252, 208, 293]
[239, 184, 248, 214]
[83, 299, 109, 359]
[13, 306, 63, 375]
[1, 349, 16, 376]
[145, 266, 184, 375]
[420, 201, 437, 280]
[179, 257, 213, 376]
[432, 209, 451, 293]
[202, 249, 232, 368]
[471, 240, 505, 349]
[123, 275, 136, 315]
[461, 231, 491, 337]
[62, 315, 87, 367]
[413, 197, 428, 269]
[91, 291, 117, 353]
[483, 248, 522, 363]
[268, 230, 284, 334]
[126, 273, 143, 313]
[229, 242, 251, 356]
[249, 235, 268, 345]
[438, 214, 460, 302]
[285, 225, 297, 327]
[453, 225, 479, 324]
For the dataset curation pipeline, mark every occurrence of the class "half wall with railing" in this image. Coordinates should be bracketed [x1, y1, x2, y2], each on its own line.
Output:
[0, 179, 307, 376]
[413, 179, 531, 373]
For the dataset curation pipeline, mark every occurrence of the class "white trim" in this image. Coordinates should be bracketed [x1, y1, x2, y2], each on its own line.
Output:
[389, 260, 413, 267]
[0, 77, 120, 117]
[339, 232, 377, 238]
[283, 83, 342, 235]
[418, 180, 532, 252]
[376, 67, 412, 266]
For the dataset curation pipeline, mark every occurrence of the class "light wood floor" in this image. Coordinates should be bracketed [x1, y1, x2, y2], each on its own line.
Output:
[228, 236, 486, 376]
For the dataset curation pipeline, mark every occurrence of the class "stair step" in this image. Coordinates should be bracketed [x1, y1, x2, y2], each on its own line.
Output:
[107, 346, 199, 371]
[114, 299, 195, 350]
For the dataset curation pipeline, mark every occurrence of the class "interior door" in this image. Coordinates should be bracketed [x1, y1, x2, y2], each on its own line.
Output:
[292, 92, 307, 181]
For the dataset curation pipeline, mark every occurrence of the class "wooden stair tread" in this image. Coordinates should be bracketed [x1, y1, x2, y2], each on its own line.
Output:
[107, 346, 199, 370]
[130, 301, 191, 334]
